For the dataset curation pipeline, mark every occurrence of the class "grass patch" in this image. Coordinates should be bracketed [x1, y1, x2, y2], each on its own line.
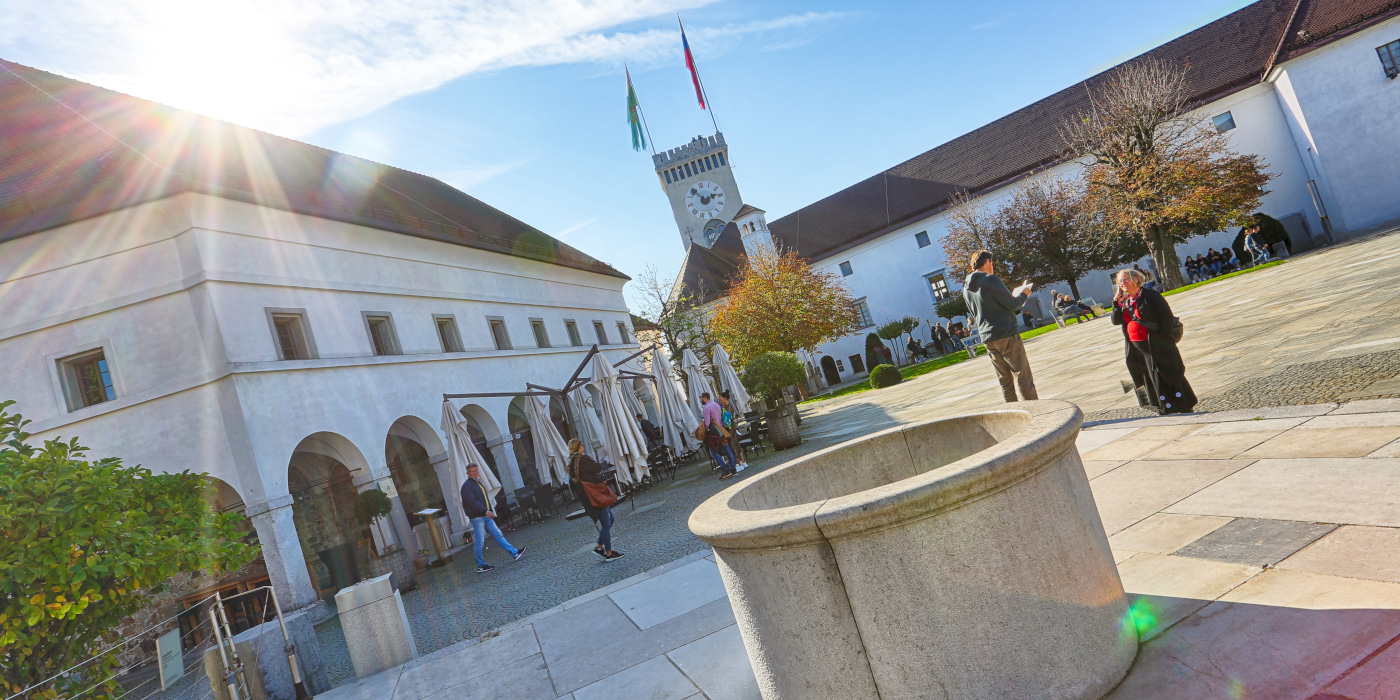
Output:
[801, 350, 973, 404]
[1163, 260, 1285, 296]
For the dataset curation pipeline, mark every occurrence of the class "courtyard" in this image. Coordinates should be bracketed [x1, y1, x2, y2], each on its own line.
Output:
[310, 230, 1400, 698]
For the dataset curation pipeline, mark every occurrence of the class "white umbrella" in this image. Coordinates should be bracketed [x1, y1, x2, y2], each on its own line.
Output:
[590, 352, 652, 486]
[524, 395, 571, 485]
[440, 400, 504, 528]
[712, 345, 754, 415]
[569, 386, 606, 457]
[652, 350, 700, 453]
[680, 348, 715, 416]
[621, 379, 647, 419]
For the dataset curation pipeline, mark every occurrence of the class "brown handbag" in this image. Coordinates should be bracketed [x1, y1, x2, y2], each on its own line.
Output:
[582, 481, 617, 508]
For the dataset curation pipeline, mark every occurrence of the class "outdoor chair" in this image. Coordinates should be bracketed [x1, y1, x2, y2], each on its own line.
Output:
[738, 423, 766, 457]
[532, 482, 558, 518]
[513, 487, 539, 523]
[647, 445, 677, 481]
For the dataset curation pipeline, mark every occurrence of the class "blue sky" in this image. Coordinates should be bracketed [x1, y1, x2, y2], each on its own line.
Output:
[2, 0, 1254, 310]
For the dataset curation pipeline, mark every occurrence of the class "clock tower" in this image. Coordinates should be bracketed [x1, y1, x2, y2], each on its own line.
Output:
[653, 132, 745, 249]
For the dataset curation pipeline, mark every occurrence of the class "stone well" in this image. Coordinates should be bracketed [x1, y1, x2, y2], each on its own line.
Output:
[689, 401, 1135, 700]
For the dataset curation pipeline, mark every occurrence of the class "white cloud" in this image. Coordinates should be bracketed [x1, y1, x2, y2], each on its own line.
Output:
[0, 1, 842, 137]
[970, 11, 1016, 30]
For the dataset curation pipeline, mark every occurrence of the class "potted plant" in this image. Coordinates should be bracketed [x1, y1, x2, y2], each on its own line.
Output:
[352, 488, 394, 556]
[413, 549, 430, 572]
[741, 352, 804, 449]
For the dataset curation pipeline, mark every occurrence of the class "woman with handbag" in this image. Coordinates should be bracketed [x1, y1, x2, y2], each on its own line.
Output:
[568, 438, 624, 562]
[1112, 268, 1197, 415]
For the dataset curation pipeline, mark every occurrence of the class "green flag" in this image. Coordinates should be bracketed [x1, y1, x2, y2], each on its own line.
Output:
[627, 66, 646, 152]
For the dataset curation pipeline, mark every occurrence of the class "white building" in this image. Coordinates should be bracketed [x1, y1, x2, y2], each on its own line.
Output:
[664, 0, 1400, 388]
[0, 60, 642, 624]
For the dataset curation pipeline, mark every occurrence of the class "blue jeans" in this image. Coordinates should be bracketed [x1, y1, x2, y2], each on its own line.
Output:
[596, 507, 614, 552]
[710, 443, 736, 474]
[471, 516, 519, 567]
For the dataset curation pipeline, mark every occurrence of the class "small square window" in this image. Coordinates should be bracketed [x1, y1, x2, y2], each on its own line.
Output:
[1212, 112, 1236, 133]
[914, 231, 931, 248]
[565, 320, 583, 347]
[60, 349, 115, 410]
[1378, 40, 1400, 78]
[839, 261, 853, 277]
[927, 273, 950, 301]
[531, 318, 551, 348]
[836, 359, 846, 372]
[435, 315, 463, 352]
[488, 318, 512, 350]
[617, 322, 630, 343]
[266, 308, 317, 360]
[853, 299, 873, 327]
[364, 314, 400, 355]
[593, 321, 609, 345]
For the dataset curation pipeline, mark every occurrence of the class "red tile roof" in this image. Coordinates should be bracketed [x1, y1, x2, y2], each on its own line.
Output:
[0, 60, 625, 278]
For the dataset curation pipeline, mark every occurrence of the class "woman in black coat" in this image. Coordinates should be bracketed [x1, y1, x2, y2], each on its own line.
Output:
[567, 439, 624, 562]
[1112, 269, 1197, 414]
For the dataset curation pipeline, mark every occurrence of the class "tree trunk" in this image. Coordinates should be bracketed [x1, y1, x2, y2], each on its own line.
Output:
[1067, 279, 1081, 300]
[1145, 225, 1186, 290]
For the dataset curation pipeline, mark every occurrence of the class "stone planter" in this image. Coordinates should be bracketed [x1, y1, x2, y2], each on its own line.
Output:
[689, 401, 1134, 700]
[764, 406, 800, 449]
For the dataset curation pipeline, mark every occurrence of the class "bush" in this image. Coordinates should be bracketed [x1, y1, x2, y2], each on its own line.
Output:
[0, 401, 258, 697]
[936, 295, 968, 321]
[741, 352, 805, 405]
[353, 488, 393, 526]
[869, 364, 903, 389]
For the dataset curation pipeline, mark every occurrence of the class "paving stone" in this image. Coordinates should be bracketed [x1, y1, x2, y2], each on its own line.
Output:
[608, 559, 727, 630]
[1278, 526, 1400, 584]
[572, 656, 698, 700]
[1081, 425, 1207, 461]
[1088, 459, 1254, 534]
[1167, 459, 1400, 527]
[1108, 513, 1234, 555]
[1332, 399, 1400, 415]
[1115, 553, 1261, 640]
[667, 625, 761, 700]
[1172, 518, 1336, 567]
[392, 627, 539, 700]
[1075, 427, 1141, 453]
[533, 596, 637, 667]
[1320, 635, 1400, 699]
[1081, 459, 1127, 479]
[1240, 426, 1400, 459]
[417, 654, 555, 700]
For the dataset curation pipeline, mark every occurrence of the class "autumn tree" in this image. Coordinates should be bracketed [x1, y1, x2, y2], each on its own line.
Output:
[1062, 57, 1274, 290]
[710, 246, 862, 367]
[941, 190, 1019, 282]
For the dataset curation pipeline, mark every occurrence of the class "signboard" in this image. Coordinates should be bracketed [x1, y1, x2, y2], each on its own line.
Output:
[156, 628, 183, 689]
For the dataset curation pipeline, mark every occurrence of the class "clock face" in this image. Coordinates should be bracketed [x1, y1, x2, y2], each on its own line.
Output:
[685, 181, 727, 220]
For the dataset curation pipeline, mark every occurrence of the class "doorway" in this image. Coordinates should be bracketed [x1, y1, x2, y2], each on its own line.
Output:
[820, 356, 841, 386]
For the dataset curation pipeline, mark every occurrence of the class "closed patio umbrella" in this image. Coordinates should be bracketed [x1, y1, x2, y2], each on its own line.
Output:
[524, 395, 571, 485]
[590, 352, 652, 486]
[712, 345, 754, 414]
[680, 348, 715, 416]
[652, 349, 699, 453]
[569, 386, 606, 457]
[440, 399, 504, 529]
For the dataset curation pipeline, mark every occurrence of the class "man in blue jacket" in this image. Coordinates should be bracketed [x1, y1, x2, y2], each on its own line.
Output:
[461, 464, 525, 573]
[964, 250, 1039, 402]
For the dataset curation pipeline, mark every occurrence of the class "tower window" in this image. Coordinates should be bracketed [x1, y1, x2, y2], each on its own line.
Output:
[720, 152, 727, 166]
[60, 349, 116, 411]
[839, 261, 853, 276]
[1212, 112, 1236, 133]
[915, 231, 931, 248]
[684, 163, 692, 177]
[1378, 40, 1400, 78]
[664, 171, 672, 184]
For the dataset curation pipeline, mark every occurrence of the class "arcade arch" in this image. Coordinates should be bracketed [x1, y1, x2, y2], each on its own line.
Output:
[287, 433, 371, 599]
[385, 416, 448, 526]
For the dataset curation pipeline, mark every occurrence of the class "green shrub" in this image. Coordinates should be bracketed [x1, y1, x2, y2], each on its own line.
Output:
[353, 488, 393, 526]
[869, 364, 903, 389]
[936, 295, 968, 321]
[741, 352, 805, 405]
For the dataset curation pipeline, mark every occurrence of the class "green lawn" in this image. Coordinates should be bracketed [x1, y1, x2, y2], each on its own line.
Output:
[1162, 260, 1285, 296]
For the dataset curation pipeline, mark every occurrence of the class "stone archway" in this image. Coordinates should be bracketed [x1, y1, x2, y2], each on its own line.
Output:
[386, 416, 448, 526]
[288, 433, 371, 600]
[459, 403, 521, 490]
[549, 395, 574, 443]
[821, 356, 842, 387]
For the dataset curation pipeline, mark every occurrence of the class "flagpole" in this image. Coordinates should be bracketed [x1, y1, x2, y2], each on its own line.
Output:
[678, 16, 721, 134]
[626, 64, 657, 155]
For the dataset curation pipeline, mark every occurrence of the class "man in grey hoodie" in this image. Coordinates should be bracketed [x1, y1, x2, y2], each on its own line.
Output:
[964, 250, 1039, 402]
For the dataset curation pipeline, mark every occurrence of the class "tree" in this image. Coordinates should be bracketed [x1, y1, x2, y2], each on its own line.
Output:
[877, 317, 920, 364]
[995, 177, 1147, 299]
[710, 246, 862, 368]
[941, 190, 1019, 281]
[739, 352, 806, 407]
[1062, 57, 1274, 290]
[630, 264, 714, 361]
[0, 402, 258, 698]
[935, 295, 968, 322]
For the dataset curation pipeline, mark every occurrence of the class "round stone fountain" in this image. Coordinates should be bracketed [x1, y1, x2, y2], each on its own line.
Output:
[688, 401, 1135, 700]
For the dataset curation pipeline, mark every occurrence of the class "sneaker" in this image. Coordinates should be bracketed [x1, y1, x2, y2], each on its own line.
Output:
[593, 547, 607, 558]
[512, 546, 527, 562]
[476, 564, 495, 573]
[737, 462, 747, 471]
[603, 551, 626, 562]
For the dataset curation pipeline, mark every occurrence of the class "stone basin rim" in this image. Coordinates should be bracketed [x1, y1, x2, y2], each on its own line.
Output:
[689, 401, 1083, 551]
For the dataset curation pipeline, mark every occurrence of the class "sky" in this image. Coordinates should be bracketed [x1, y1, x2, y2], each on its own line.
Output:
[1, 0, 1257, 311]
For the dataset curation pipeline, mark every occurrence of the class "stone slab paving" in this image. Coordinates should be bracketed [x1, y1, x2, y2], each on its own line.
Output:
[316, 400, 1400, 698]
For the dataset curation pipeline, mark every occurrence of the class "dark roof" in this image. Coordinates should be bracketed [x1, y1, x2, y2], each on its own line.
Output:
[768, 0, 1400, 263]
[674, 221, 744, 305]
[0, 59, 626, 278]
[630, 313, 660, 332]
[732, 204, 763, 219]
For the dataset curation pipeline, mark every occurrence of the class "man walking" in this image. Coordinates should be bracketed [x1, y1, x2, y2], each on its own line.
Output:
[964, 250, 1039, 402]
[460, 464, 525, 573]
[699, 392, 737, 479]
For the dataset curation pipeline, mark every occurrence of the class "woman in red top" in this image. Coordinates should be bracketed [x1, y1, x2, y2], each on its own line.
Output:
[1112, 269, 1197, 414]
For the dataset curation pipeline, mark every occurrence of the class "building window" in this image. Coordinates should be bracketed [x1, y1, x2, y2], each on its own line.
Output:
[530, 318, 551, 348]
[1378, 40, 1400, 78]
[565, 320, 583, 346]
[849, 355, 866, 374]
[915, 231, 931, 248]
[836, 359, 846, 372]
[926, 273, 950, 301]
[617, 322, 630, 343]
[1212, 112, 1236, 133]
[488, 317, 512, 350]
[593, 321, 609, 345]
[435, 315, 463, 352]
[363, 313, 401, 355]
[664, 171, 672, 184]
[720, 152, 727, 166]
[266, 311, 313, 361]
[853, 299, 873, 327]
[839, 261, 853, 276]
[60, 349, 115, 410]
[684, 163, 692, 177]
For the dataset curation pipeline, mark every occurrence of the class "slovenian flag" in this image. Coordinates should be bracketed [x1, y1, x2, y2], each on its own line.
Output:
[626, 66, 646, 152]
[681, 20, 706, 110]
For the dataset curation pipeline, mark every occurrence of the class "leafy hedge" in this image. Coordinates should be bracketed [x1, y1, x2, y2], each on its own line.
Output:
[869, 364, 903, 389]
